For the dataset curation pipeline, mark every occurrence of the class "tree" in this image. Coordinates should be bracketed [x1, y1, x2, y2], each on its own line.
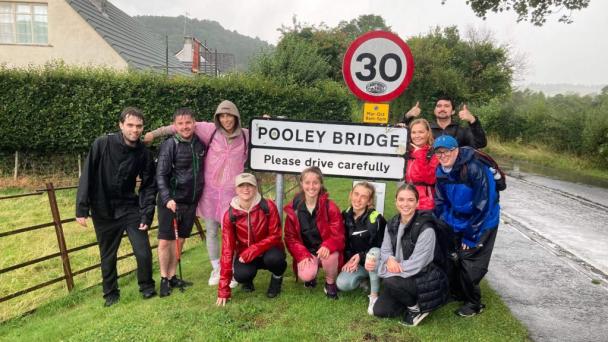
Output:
[445, 0, 591, 25]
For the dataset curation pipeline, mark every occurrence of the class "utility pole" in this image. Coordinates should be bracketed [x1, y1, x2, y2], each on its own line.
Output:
[183, 12, 189, 36]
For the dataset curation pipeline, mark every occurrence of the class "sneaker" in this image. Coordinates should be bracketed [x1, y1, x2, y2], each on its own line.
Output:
[160, 278, 172, 297]
[103, 293, 120, 307]
[304, 279, 317, 288]
[241, 281, 255, 292]
[169, 276, 193, 289]
[230, 277, 239, 289]
[266, 275, 283, 298]
[401, 310, 429, 327]
[208, 268, 220, 286]
[141, 288, 157, 299]
[455, 303, 485, 317]
[324, 282, 338, 300]
[367, 295, 378, 315]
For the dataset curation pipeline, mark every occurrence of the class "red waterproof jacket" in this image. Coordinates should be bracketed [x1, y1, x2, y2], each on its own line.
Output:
[284, 192, 345, 276]
[218, 195, 284, 299]
[405, 144, 439, 210]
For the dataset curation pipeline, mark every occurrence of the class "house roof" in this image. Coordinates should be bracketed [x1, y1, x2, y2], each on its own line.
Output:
[67, 0, 190, 75]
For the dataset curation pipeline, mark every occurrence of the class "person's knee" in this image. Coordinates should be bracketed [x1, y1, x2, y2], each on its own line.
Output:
[336, 272, 357, 292]
[264, 248, 287, 270]
[298, 266, 317, 282]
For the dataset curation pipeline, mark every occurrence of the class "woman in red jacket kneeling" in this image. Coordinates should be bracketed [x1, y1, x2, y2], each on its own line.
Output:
[284, 167, 345, 299]
[216, 173, 286, 306]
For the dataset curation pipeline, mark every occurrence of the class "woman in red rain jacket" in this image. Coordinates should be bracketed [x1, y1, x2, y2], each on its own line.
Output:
[405, 119, 440, 210]
[216, 173, 286, 306]
[284, 167, 345, 299]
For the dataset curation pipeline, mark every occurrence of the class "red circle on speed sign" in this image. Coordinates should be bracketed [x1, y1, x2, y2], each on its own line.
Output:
[342, 31, 414, 102]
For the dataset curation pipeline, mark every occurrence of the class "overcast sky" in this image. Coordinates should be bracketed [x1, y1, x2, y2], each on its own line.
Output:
[111, 0, 606, 86]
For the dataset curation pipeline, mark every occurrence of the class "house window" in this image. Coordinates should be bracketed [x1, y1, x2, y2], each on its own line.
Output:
[0, 2, 47, 44]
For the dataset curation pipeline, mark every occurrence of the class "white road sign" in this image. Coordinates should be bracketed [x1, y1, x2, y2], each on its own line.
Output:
[250, 118, 408, 156]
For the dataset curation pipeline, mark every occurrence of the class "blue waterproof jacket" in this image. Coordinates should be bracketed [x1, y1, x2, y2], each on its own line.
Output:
[434, 147, 500, 247]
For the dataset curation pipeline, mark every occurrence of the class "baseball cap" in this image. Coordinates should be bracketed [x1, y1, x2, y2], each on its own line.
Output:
[235, 173, 257, 187]
[433, 135, 458, 151]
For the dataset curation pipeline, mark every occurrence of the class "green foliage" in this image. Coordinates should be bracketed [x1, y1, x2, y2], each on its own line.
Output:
[476, 88, 608, 166]
[135, 15, 272, 71]
[0, 66, 353, 154]
[391, 26, 513, 119]
[445, 0, 591, 25]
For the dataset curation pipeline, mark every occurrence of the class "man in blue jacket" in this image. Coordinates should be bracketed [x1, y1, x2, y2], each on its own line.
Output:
[433, 135, 500, 317]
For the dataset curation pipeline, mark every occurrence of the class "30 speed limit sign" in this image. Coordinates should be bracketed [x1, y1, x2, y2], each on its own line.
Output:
[342, 31, 414, 102]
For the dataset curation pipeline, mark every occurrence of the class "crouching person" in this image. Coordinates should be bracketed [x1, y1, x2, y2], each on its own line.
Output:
[156, 108, 205, 297]
[216, 173, 287, 306]
[370, 184, 448, 326]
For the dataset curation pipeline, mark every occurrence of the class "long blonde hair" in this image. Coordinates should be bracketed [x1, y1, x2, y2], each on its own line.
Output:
[408, 118, 434, 148]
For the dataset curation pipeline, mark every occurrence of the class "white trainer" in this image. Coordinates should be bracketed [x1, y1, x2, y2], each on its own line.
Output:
[368, 295, 378, 315]
[229, 277, 238, 289]
[208, 268, 220, 286]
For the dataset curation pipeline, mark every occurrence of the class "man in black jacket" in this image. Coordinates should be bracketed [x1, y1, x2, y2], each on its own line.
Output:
[75, 107, 157, 307]
[401, 96, 487, 149]
[156, 108, 205, 297]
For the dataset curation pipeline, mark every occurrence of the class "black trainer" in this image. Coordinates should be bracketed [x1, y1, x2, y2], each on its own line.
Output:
[141, 288, 157, 299]
[324, 282, 338, 300]
[456, 303, 486, 317]
[160, 277, 172, 297]
[241, 281, 255, 292]
[304, 279, 317, 288]
[401, 310, 429, 327]
[266, 275, 283, 298]
[169, 275, 193, 289]
[104, 293, 120, 307]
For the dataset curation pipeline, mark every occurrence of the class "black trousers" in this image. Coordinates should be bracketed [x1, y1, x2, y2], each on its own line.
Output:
[233, 247, 287, 284]
[451, 227, 498, 307]
[373, 276, 418, 318]
[93, 214, 155, 298]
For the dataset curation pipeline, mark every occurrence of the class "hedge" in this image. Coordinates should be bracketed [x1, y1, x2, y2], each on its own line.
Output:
[0, 66, 354, 153]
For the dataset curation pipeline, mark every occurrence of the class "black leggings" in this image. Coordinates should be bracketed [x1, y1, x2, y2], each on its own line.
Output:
[373, 276, 418, 318]
[233, 247, 287, 283]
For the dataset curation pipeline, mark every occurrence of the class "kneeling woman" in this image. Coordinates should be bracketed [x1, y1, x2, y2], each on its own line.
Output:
[336, 182, 386, 314]
[216, 173, 286, 306]
[368, 183, 448, 326]
[284, 167, 345, 299]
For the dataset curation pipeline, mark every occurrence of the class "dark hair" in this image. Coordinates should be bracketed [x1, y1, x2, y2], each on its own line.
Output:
[299, 166, 327, 195]
[173, 107, 196, 121]
[395, 183, 419, 201]
[435, 95, 455, 110]
[119, 107, 144, 123]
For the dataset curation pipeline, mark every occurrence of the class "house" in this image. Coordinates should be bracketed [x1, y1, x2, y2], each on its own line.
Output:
[0, 0, 189, 75]
[175, 36, 235, 76]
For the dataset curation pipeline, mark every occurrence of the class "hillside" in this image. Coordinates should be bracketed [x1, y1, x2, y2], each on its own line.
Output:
[135, 15, 273, 71]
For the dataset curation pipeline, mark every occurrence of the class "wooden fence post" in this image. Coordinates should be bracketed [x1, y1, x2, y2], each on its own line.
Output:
[46, 182, 75, 292]
[13, 151, 18, 180]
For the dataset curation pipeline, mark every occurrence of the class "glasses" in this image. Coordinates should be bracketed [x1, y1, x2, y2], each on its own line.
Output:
[435, 148, 455, 157]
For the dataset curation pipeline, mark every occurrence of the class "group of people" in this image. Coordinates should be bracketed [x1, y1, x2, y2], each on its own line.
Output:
[75, 96, 500, 327]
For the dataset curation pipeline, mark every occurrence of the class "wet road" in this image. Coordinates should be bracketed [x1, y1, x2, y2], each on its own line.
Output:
[486, 173, 608, 342]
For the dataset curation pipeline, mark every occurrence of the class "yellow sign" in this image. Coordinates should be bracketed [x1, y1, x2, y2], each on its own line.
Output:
[363, 103, 389, 123]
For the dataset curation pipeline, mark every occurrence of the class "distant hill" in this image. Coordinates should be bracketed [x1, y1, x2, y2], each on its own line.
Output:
[517, 83, 606, 96]
[134, 15, 273, 71]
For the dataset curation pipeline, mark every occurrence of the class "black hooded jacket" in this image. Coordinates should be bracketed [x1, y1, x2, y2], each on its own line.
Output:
[75, 132, 156, 226]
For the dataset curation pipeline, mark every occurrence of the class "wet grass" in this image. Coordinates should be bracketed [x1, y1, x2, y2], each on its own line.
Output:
[0, 177, 529, 341]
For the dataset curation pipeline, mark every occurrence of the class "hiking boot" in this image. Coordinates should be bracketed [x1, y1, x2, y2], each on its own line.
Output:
[367, 295, 378, 316]
[324, 282, 338, 300]
[160, 277, 172, 297]
[266, 275, 283, 298]
[103, 293, 120, 307]
[141, 288, 157, 299]
[169, 275, 192, 289]
[241, 281, 255, 292]
[455, 303, 486, 317]
[208, 268, 220, 286]
[304, 279, 317, 289]
[401, 310, 429, 327]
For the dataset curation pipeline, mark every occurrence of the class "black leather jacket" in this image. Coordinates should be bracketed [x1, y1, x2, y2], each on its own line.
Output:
[156, 135, 205, 206]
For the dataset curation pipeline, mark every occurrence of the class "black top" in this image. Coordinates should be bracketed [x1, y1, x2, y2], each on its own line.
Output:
[342, 207, 386, 265]
[402, 116, 487, 149]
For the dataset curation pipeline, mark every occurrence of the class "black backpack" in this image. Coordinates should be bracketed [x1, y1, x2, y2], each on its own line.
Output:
[228, 197, 270, 224]
[460, 148, 507, 192]
[409, 212, 458, 274]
